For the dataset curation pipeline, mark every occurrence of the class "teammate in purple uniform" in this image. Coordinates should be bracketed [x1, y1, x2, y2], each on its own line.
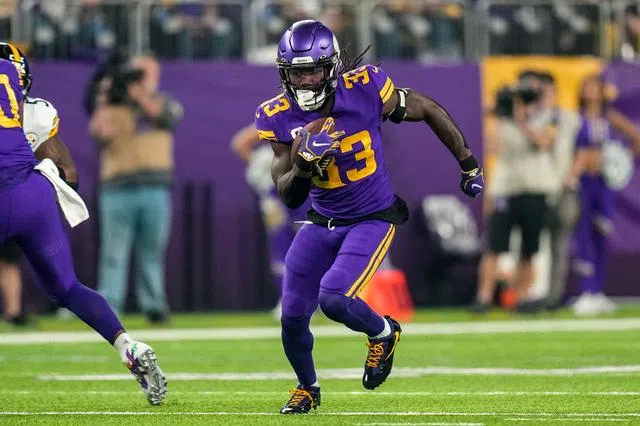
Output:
[255, 20, 484, 414]
[0, 59, 167, 405]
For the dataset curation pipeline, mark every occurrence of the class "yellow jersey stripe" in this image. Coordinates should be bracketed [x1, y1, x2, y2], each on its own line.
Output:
[257, 130, 276, 141]
[379, 77, 392, 98]
[379, 78, 395, 103]
[345, 224, 395, 298]
[0, 118, 20, 128]
[352, 225, 396, 298]
[47, 115, 59, 139]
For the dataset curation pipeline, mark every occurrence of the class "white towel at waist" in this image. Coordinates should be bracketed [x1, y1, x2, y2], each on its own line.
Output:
[34, 158, 89, 228]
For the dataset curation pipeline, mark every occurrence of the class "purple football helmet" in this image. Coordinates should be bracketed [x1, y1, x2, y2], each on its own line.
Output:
[277, 20, 341, 111]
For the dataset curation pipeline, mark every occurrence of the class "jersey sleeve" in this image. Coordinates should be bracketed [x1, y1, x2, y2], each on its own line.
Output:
[254, 94, 293, 145]
[367, 65, 396, 105]
[341, 65, 395, 104]
[340, 64, 395, 120]
[24, 98, 60, 152]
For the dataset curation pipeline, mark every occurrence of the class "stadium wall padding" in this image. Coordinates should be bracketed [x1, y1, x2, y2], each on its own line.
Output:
[19, 60, 640, 311]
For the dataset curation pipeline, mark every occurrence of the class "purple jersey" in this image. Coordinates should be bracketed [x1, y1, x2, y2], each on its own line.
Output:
[255, 64, 396, 219]
[576, 115, 611, 149]
[0, 59, 36, 190]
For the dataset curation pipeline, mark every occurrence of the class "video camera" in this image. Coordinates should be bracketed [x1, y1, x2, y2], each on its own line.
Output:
[493, 81, 541, 119]
[84, 50, 145, 114]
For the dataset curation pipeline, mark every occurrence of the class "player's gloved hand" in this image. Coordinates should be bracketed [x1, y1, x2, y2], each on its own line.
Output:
[295, 118, 345, 175]
[459, 155, 484, 198]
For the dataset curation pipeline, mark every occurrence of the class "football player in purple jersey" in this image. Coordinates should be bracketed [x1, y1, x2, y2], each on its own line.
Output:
[0, 59, 167, 405]
[255, 20, 484, 413]
[0, 42, 77, 327]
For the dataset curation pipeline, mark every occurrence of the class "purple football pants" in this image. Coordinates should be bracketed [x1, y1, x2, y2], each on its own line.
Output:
[281, 219, 395, 387]
[0, 172, 124, 343]
[574, 175, 614, 294]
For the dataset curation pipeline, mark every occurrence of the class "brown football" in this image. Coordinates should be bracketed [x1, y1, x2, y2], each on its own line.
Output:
[291, 117, 336, 164]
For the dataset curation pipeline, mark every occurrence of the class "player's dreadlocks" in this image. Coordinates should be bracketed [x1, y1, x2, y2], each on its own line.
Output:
[340, 43, 373, 73]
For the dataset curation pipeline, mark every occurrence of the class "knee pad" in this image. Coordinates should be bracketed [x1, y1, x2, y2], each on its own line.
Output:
[281, 315, 311, 338]
[318, 291, 350, 321]
[281, 292, 317, 318]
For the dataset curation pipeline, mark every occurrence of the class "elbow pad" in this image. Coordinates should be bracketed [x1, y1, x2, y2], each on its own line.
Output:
[387, 88, 408, 124]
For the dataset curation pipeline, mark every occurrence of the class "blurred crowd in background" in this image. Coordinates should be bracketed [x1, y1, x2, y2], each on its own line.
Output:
[3, 0, 640, 62]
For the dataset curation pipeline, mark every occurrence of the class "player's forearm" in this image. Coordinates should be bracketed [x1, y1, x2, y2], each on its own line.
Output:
[409, 91, 472, 162]
[35, 136, 78, 186]
[275, 165, 312, 209]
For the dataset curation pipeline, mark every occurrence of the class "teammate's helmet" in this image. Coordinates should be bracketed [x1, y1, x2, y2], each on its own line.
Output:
[0, 43, 31, 96]
[277, 20, 340, 111]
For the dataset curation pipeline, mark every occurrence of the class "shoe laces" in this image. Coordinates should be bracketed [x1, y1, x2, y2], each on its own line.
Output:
[287, 388, 315, 408]
[366, 341, 385, 368]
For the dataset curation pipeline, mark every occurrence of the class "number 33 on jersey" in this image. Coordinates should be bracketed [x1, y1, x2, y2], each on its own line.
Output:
[255, 64, 397, 217]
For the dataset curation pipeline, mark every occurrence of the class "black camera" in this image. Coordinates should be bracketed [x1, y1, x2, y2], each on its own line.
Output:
[494, 82, 541, 118]
[84, 50, 145, 114]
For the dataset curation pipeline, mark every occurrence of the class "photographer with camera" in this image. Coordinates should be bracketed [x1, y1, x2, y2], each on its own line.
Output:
[88, 53, 183, 323]
[472, 71, 562, 313]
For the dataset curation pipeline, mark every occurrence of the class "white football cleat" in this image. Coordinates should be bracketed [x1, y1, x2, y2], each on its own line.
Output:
[593, 292, 618, 313]
[123, 342, 167, 405]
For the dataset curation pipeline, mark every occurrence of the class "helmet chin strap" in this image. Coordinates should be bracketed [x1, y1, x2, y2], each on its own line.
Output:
[295, 89, 326, 111]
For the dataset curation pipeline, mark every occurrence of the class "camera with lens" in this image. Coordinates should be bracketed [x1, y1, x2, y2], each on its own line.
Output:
[105, 63, 145, 106]
[493, 81, 541, 119]
[84, 50, 145, 114]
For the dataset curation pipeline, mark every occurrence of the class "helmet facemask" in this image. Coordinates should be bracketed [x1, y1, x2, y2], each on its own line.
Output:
[278, 53, 340, 111]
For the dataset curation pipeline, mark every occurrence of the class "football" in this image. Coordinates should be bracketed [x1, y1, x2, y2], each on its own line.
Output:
[291, 117, 336, 164]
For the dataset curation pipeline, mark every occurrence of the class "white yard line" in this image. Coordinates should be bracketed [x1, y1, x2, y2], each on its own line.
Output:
[2, 317, 640, 345]
[34, 365, 640, 382]
[0, 412, 639, 417]
[4, 390, 640, 396]
[508, 419, 627, 422]
[358, 423, 484, 426]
